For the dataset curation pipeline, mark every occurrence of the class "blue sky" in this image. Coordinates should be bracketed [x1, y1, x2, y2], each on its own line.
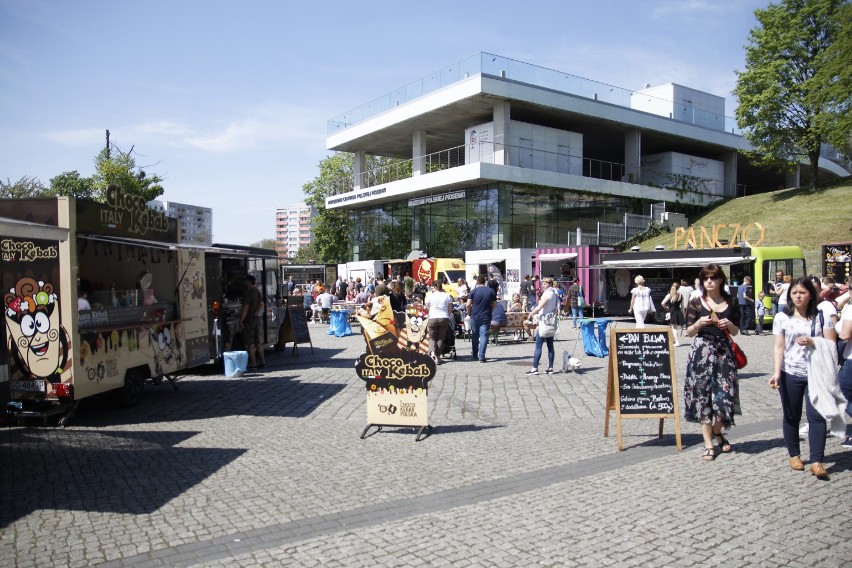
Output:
[0, 0, 769, 245]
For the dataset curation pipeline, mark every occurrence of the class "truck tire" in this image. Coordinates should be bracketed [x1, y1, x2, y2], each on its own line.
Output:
[652, 310, 667, 324]
[118, 367, 147, 407]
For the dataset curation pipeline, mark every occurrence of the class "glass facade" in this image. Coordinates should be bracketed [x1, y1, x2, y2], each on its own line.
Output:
[347, 183, 633, 260]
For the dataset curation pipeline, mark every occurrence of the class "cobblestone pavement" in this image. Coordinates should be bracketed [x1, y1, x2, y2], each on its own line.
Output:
[2, 319, 850, 567]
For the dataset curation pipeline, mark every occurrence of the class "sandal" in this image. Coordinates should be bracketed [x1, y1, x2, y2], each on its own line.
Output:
[714, 433, 732, 453]
[702, 447, 716, 461]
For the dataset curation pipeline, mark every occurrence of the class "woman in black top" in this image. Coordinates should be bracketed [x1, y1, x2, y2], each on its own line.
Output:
[389, 281, 407, 312]
[684, 264, 741, 461]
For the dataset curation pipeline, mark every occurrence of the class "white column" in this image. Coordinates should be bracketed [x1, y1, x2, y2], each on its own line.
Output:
[353, 150, 365, 190]
[724, 151, 738, 196]
[413, 130, 427, 176]
[493, 101, 510, 165]
[624, 130, 641, 184]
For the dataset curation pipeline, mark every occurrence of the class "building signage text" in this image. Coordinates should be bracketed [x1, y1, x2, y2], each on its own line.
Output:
[105, 185, 170, 237]
[673, 222, 765, 250]
[408, 190, 466, 207]
[1, 239, 58, 262]
[327, 187, 387, 206]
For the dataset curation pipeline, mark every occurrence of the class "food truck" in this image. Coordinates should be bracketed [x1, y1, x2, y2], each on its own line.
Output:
[385, 256, 467, 298]
[534, 245, 618, 312]
[337, 260, 387, 286]
[204, 243, 283, 361]
[595, 245, 806, 324]
[1, 194, 226, 424]
[465, 248, 536, 300]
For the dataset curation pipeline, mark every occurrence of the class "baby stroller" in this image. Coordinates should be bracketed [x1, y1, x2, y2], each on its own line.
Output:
[440, 321, 457, 361]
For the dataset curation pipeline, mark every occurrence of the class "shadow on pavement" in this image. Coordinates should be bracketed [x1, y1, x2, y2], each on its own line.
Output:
[67, 374, 347, 427]
[0, 429, 245, 528]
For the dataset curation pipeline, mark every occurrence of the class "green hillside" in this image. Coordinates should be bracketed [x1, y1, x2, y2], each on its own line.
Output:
[636, 178, 852, 277]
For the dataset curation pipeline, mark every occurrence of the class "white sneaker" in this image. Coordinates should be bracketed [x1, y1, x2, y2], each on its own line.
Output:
[525, 368, 539, 375]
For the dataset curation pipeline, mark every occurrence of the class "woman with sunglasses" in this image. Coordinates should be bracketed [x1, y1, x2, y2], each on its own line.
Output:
[684, 264, 742, 461]
[768, 277, 839, 479]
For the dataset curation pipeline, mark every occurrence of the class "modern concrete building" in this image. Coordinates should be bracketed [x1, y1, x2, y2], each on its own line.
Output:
[148, 200, 212, 245]
[324, 52, 847, 261]
[275, 202, 315, 258]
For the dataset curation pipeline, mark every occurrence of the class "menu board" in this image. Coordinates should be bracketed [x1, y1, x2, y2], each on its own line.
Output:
[604, 327, 682, 450]
[614, 330, 675, 414]
[823, 243, 851, 285]
[277, 298, 313, 355]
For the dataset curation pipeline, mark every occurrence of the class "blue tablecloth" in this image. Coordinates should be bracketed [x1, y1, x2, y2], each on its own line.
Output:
[327, 310, 352, 337]
[580, 318, 611, 357]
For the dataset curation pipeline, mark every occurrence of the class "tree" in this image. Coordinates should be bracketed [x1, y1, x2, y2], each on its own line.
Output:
[0, 176, 47, 198]
[303, 153, 355, 264]
[48, 171, 95, 199]
[815, 1, 852, 155]
[304, 152, 417, 263]
[91, 146, 165, 202]
[250, 238, 278, 250]
[291, 242, 319, 264]
[734, 0, 849, 190]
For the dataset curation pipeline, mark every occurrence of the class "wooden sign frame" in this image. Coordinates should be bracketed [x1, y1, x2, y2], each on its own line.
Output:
[604, 326, 682, 451]
[276, 299, 313, 356]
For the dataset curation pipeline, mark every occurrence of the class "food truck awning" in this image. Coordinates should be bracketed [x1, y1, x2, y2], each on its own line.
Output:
[590, 255, 754, 270]
[0, 217, 69, 241]
[79, 234, 178, 250]
[536, 253, 579, 262]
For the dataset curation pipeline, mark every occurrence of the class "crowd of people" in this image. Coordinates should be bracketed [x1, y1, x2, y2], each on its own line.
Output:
[287, 265, 851, 479]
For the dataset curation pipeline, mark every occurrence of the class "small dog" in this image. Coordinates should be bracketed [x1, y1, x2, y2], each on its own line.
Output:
[562, 351, 582, 372]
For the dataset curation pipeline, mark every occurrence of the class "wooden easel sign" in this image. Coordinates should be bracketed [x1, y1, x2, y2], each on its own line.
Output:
[604, 327, 682, 451]
[277, 299, 313, 356]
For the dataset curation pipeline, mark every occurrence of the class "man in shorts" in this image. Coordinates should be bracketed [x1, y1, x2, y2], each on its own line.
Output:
[240, 274, 266, 369]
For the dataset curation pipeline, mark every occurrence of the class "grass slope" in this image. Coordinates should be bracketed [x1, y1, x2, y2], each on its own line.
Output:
[637, 179, 852, 276]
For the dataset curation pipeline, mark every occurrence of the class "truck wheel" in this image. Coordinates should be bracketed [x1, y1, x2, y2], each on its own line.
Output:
[652, 311, 667, 324]
[119, 368, 146, 407]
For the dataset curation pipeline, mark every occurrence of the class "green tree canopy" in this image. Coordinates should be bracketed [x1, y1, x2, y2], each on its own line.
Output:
[92, 146, 165, 202]
[48, 170, 95, 199]
[303, 153, 353, 264]
[290, 242, 318, 264]
[814, 1, 852, 155]
[250, 238, 278, 250]
[734, 0, 849, 190]
[0, 176, 47, 199]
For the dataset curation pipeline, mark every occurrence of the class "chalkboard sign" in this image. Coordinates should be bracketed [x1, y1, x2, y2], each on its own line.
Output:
[277, 298, 313, 355]
[604, 327, 682, 451]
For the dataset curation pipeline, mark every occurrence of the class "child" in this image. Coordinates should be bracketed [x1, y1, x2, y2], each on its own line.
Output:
[755, 291, 766, 335]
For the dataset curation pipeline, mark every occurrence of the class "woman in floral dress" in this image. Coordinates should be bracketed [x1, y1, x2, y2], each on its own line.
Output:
[684, 264, 741, 461]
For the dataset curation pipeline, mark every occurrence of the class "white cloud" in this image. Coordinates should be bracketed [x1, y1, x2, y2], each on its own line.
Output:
[43, 127, 104, 147]
[42, 104, 329, 155]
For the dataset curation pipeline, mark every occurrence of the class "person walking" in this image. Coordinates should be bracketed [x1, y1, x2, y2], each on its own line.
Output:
[466, 274, 496, 363]
[768, 277, 839, 479]
[684, 264, 741, 462]
[837, 298, 852, 448]
[755, 292, 767, 335]
[567, 277, 583, 329]
[776, 273, 792, 315]
[239, 274, 266, 369]
[661, 281, 684, 346]
[628, 275, 654, 328]
[425, 280, 453, 365]
[525, 277, 560, 375]
[737, 276, 755, 335]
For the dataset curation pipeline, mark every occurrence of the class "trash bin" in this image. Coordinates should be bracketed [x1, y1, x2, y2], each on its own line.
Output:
[596, 318, 612, 357]
[224, 351, 248, 377]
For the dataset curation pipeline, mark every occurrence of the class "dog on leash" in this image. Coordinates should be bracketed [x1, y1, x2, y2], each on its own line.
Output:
[562, 351, 582, 372]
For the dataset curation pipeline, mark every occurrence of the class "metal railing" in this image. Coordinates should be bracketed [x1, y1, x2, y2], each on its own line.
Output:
[328, 52, 742, 135]
[328, 143, 628, 196]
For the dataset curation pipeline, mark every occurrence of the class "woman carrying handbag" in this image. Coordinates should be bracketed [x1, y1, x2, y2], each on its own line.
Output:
[525, 277, 559, 375]
[684, 264, 741, 462]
